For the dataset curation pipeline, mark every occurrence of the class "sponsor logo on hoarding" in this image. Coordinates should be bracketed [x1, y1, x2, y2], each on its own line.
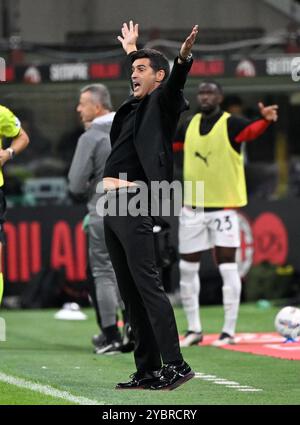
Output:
[236, 211, 289, 277]
[190, 59, 225, 77]
[235, 59, 256, 77]
[291, 57, 300, 82]
[89, 63, 121, 79]
[266, 56, 299, 76]
[23, 66, 42, 84]
[50, 63, 89, 81]
[252, 212, 288, 265]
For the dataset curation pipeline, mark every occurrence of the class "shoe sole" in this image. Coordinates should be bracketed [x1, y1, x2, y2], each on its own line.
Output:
[95, 350, 121, 355]
[120, 343, 135, 353]
[151, 371, 195, 391]
[180, 339, 203, 348]
[115, 385, 150, 390]
[95, 344, 122, 355]
[211, 339, 235, 347]
[115, 383, 155, 390]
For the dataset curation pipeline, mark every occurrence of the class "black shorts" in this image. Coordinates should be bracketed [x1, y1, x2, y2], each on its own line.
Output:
[0, 188, 7, 244]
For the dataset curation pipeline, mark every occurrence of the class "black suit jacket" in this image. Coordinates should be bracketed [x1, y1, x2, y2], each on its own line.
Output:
[110, 57, 193, 183]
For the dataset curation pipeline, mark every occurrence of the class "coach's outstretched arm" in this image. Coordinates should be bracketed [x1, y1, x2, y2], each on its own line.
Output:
[117, 20, 139, 54]
[178, 25, 199, 63]
[162, 26, 198, 103]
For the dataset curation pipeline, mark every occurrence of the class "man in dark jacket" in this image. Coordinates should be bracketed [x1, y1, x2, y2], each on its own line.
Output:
[102, 21, 198, 390]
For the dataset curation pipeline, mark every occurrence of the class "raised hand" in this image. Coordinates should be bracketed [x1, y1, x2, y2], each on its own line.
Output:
[117, 20, 139, 54]
[179, 25, 199, 60]
[258, 102, 279, 122]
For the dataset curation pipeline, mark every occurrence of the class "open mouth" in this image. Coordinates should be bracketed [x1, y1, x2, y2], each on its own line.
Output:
[132, 82, 141, 91]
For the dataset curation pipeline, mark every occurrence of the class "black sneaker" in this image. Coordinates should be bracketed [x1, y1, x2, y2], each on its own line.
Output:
[180, 331, 203, 347]
[92, 333, 107, 350]
[116, 370, 161, 390]
[120, 323, 135, 353]
[211, 332, 235, 347]
[150, 361, 195, 391]
[95, 340, 122, 355]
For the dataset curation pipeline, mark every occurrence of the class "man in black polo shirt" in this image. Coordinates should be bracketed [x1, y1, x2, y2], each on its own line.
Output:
[102, 21, 198, 391]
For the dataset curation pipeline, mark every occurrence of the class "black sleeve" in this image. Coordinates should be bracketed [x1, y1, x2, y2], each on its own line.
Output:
[174, 116, 192, 143]
[227, 115, 253, 153]
[165, 57, 193, 93]
[227, 115, 252, 142]
[227, 115, 268, 153]
[160, 57, 193, 111]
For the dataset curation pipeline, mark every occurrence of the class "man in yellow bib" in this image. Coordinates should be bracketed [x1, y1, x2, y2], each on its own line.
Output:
[174, 81, 278, 347]
[0, 105, 29, 305]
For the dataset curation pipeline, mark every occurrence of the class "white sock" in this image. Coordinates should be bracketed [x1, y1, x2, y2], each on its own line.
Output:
[179, 259, 201, 333]
[219, 263, 241, 337]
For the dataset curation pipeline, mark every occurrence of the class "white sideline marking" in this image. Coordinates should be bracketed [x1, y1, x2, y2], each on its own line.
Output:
[226, 385, 253, 389]
[217, 381, 240, 385]
[195, 374, 216, 378]
[195, 372, 262, 393]
[214, 380, 237, 385]
[0, 372, 104, 405]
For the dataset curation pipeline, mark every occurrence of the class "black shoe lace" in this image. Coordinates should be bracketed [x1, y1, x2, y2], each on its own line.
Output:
[160, 364, 178, 380]
[129, 372, 139, 380]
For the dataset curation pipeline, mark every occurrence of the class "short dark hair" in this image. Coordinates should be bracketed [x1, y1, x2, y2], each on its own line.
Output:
[130, 49, 170, 81]
[199, 80, 223, 95]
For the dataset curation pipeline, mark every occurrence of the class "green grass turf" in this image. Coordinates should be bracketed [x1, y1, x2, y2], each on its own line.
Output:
[0, 382, 74, 405]
[0, 304, 300, 405]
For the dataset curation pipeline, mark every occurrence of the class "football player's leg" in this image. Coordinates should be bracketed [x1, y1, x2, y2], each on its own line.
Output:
[212, 210, 241, 343]
[179, 208, 211, 344]
[216, 247, 241, 338]
[180, 254, 201, 331]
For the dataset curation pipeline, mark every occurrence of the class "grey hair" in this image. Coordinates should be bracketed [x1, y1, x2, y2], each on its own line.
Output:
[80, 84, 112, 110]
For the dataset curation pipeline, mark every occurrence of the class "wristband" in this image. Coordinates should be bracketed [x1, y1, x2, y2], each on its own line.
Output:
[6, 148, 15, 159]
[178, 53, 193, 62]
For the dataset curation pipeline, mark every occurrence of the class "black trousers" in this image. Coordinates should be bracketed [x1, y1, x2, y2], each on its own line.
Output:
[103, 190, 183, 373]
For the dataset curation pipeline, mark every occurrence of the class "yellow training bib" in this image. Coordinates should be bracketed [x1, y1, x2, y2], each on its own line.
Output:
[183, 112, 247, 207]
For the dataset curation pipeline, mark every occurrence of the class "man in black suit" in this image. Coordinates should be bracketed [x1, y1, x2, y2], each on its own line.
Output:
[102, 21, 198, 390]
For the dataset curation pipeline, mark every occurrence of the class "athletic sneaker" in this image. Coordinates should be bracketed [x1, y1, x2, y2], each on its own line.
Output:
[92, 333, 106, 350]
[95, 340, 122, 355]
[211, 332, 235, 347]
[150, 361, 195, 391]
[180, 331, 203, 347]
[120, 322, 135, 353]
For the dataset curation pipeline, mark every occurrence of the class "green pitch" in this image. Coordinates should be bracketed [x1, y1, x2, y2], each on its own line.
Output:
[0, 304, 299, 405]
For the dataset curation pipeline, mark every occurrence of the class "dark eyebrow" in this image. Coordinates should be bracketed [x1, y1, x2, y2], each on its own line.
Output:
[132, 64, 147, 71]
